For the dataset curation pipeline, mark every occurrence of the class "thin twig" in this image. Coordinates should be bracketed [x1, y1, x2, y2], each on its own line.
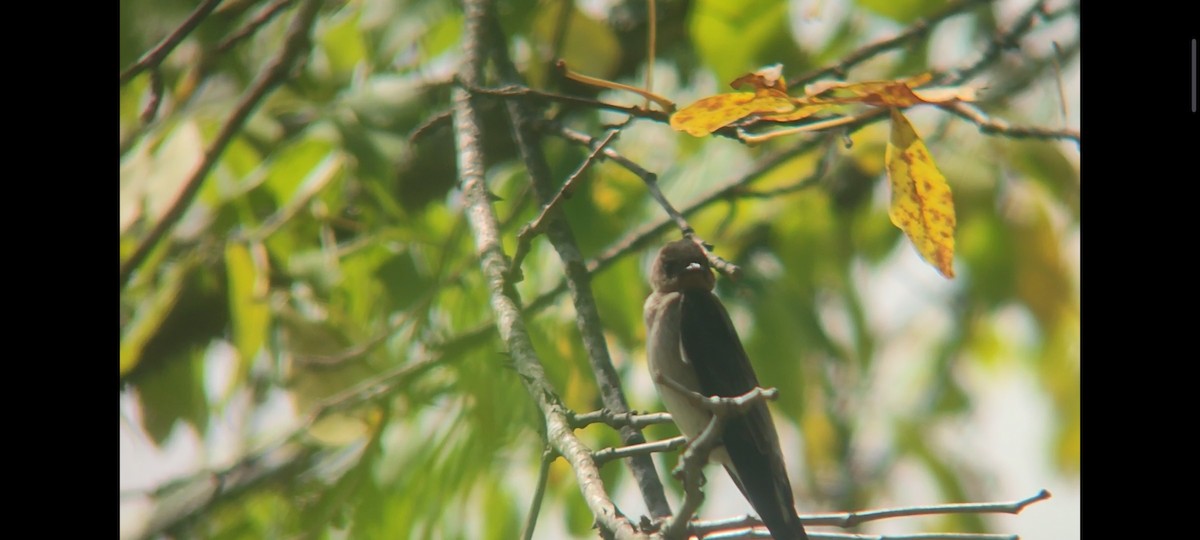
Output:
[463, 81, 670, 123]
[655, 381, 780, 539]
[410, 109, 453, 143]
[126, 353, 447, 532]
[119, 0, 225, 85]
[571, 409, 674, 430]
[808, 489, 1052, 528]
[546, 0, 573, 87]
[942, 0, 1052, 85]
[645, 0, 656, 109]
[736, 135, 839, 198]
[737, 108, 887, 145]
[521, 447, 557, 540]
[558, 60, 675, 112]
[940, 102, 1079, 144]
[706, 533, 1018, 540]
[455, 0, 646, 536]
[1050, 41, 1069, 126]
[593, 436, 687, 466]
[217, 0, 296, 52]
[789, 0, 995, 88]
[547, 123, 744, 279]
[119, 0, 323, 289]
[688, 490, 1052, 537]
[140, 67, 165, 124]
[487, 8, 675, 519]
[509, 128, 622, 281]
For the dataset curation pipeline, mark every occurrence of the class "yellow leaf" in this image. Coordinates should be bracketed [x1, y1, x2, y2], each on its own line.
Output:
[801, 74, 976, 107]
[670, 91, 795, 137]
[757, 103, 832, 123]
[911, 84, 980, 103]
[885, 109, 956, 278]
[729, 63, 788, 93]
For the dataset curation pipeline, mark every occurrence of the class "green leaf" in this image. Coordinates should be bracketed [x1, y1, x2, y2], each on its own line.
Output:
[121, 256, 195, 377]
[318, 10, 369, 81]
[224, 242, 270, 376]
[856, 0, 948, 24]
[691, 0, 808, 86]
[136, 343, 209, 444]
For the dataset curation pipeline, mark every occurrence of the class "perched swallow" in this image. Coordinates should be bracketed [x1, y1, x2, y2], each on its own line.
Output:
[644, 239, 807, 540]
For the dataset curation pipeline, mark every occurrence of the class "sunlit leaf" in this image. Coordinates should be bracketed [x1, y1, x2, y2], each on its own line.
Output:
[729, 63, 789, 92]
[885, 108, 956, 278]
[856, 0, 948, 24]
[802, 73, 977, 107]
[691, 0, 806, 85]
[670, 91, 797, 136]
[224, 242, 270, 373]
[121, 257, 196, 377]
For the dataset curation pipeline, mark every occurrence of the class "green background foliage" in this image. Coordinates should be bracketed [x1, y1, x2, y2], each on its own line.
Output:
[120, 0, 1079, 538]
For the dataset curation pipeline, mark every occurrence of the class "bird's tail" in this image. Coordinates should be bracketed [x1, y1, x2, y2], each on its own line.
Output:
[722, 464, 808, 539]
[758, 507, 808, 540]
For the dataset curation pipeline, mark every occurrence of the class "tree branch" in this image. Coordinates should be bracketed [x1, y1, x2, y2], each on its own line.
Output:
[126, 353, 446, 534]
[572, 409, 675, 430]
[454, 0, 647, 536]
[689, 490, 1052, 538]
[119, 0, 322, 289]
[940, 102, 1079, 144]
[509, 127, 622, 281]
[521, 447, 558, 540]
[790, 0, 995, 88]
[653, 382, 780, 539]
[119, 0, 225, 85]
[485, 7, 675, 521]
[217, 0, 296, 53]
[593, 436, 687, 466]
[547, 122, 744, 279]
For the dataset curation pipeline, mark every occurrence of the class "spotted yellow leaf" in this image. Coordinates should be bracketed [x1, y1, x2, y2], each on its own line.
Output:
[670, 90, 796, 137]
[886, 108, 956, 278]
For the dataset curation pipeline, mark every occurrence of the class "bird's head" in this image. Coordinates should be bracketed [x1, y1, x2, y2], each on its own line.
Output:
[650, 239, 716, 293]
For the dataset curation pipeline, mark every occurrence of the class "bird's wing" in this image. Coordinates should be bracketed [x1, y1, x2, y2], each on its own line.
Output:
[680, 288, 806, 539]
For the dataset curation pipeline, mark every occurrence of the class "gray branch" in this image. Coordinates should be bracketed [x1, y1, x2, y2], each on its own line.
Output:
[482, 5, 674, 520]
[454, 0, 646, 537]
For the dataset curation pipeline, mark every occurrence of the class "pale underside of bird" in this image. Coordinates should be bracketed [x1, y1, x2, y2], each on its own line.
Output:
[644, 239, 808, 540]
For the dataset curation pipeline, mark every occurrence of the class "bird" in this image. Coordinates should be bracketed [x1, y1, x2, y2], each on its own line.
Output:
[643, 238, 808, 540]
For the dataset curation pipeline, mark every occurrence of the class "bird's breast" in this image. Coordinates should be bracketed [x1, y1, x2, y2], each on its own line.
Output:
[644, 291, 713, 442]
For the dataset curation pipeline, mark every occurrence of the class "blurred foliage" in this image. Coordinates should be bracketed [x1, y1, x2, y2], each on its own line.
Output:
[120, 0, 1079, 538]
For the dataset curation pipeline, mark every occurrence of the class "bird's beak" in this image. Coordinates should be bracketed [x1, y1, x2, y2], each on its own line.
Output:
[678, 261, 713, 290]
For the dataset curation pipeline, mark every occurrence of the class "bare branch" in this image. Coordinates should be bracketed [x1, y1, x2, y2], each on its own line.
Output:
[521, 447, 558, 540]
[593, 436, 687, 466]
[547, 123, 744, 279]
[217, 0, 296, 53]
[789, 0, 995, 88]
[735, 136, 839, 198]
[689, 490, 1052, 538]
[940, 102, 1079, 144]
[140, 67, 165, 124]
[654, 382, 780, 539]
[455, 0, 647, 536]
[805, 489, 1052, 529]
[126, 352, 446, 533]
[572, 409, 674, 430]
[942, 0, 1052, 85]
[486, 7, 675, 520]
[509, 128, 622, 281]
[463, 81, 670, 123]
[119, 0, 225, 85]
